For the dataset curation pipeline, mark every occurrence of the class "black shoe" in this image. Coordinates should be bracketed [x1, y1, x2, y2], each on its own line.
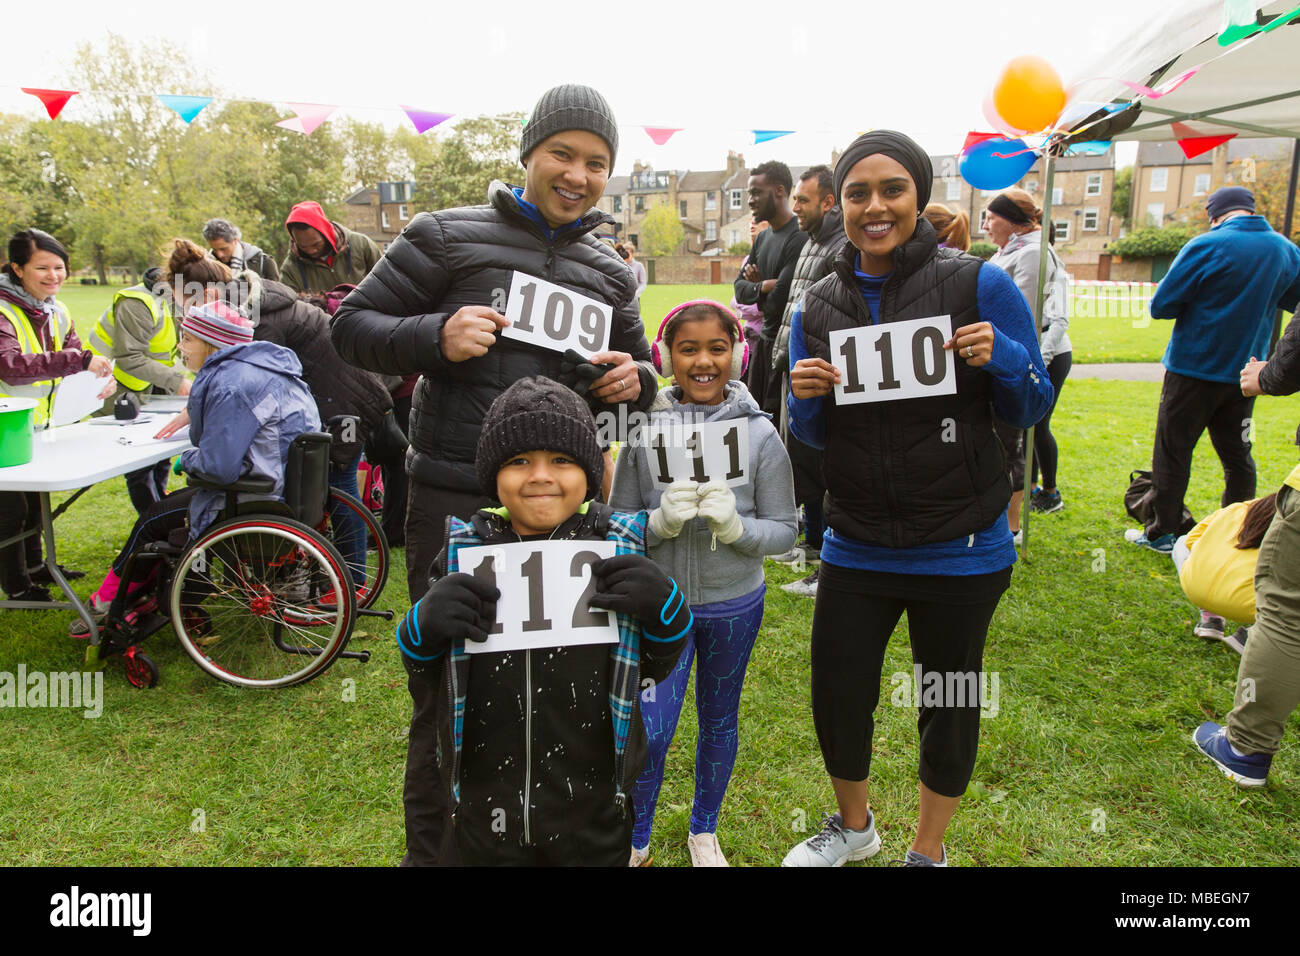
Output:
[28, 564, 86, 584]
[10, 586, 54, 605]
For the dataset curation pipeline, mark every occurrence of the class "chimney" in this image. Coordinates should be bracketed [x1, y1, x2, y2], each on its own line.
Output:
[1211, 143, 1229, 190]
[726, 150, 746, 178]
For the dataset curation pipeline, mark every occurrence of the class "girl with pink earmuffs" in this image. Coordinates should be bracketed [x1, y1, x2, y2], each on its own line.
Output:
[609, 299, 796, 866]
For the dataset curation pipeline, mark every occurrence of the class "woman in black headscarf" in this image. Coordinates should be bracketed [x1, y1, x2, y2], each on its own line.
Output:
[780, 131, 1054, 867]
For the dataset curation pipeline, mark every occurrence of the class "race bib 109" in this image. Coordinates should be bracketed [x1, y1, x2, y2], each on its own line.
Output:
[455, 540, 618, 654]
[828, 315, 955, 405]
[500, 271, 612, 358]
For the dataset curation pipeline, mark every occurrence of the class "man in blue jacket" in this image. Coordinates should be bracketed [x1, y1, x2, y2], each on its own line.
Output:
[1128, 187, 1300, 552]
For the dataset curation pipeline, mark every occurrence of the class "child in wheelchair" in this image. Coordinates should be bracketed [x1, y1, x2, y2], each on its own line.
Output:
[73, 302, 319, 635]
[396, 377, 693, 865]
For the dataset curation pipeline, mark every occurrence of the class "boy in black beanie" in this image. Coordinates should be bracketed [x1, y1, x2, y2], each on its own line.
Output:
[396, 377, 692, 865]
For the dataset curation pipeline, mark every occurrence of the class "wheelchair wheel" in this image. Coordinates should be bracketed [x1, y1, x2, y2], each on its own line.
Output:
[169, 516, 357, 689]
[321, 489, 389, 610]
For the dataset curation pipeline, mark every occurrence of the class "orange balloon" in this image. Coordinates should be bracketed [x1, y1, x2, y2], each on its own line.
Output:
[992, 55, 1065, 132]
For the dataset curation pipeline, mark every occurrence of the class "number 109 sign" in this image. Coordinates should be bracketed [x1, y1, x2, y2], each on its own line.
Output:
[827, 315, 955, 405]
[455, 540, 618, 654]
[501, 271, 612, 358]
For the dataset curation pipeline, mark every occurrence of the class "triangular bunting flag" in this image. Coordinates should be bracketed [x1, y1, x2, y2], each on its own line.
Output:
[158, 95, 213, 124]
[402, 107, 453, 134]
[1065, 141, 1111, 156]
[1175, 132, 1236, 159]
[643, 127, 682, 146]
[275, 103, 338, 135]
[961, 131, 1002, 153]
[753, 130, 794, 144]
[1123, 67, 1199, 100]
[21, 88, 77, 120]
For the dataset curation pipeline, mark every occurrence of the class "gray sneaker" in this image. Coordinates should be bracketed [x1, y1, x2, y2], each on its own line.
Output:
[899, 845, 948, 867]
[781, 566, 819, 598]
[781, 811, 881, 867]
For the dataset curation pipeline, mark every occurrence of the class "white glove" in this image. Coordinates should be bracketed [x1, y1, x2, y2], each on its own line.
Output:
[696, 480, 743, 545]
[648, 480, 700, 540]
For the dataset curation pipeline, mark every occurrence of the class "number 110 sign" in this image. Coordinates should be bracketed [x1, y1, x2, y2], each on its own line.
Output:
[828, 315, 955, 405]
[455, 540, 618, 654]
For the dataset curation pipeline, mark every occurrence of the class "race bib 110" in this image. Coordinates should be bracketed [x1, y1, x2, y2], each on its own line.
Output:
[500, 271, 612, 358]
[454, 540, 618, 654]
[828, 315, 955, 405]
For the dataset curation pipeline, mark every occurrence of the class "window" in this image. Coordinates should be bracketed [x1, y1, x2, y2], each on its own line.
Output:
[381, 210, 390, 230]
[706, 220, 717, 241]
[730, 189, 743, 210]
[945, 179, 961, 201]
[1052, 187, 1064, 206]
[1025, 179, 1038, 193]
[1054, 219, 1070, 241]
[635, 196, 644, 213]
[1149, 167, 1168, 192]
[1146, 202, 1165, 225]
[1085, 173, 1103, 197]
[399, 204, 409, 221]
[679, 199, 688, 218]
[630, 233, 638, 248]
[613, 196, 622, 213]
[705, 191, 717, 211]
[1083, 208, 1099, 231]
[728, 229, 738, 247]
[1194, 173, 1210, 196]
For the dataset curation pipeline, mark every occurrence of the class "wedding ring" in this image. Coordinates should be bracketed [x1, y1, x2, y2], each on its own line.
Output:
[618, 378, 627, 390]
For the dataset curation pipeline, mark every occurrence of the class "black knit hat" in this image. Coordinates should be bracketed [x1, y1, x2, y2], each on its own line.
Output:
[476, 376, 604, 501]
[519, 84, 618, 167]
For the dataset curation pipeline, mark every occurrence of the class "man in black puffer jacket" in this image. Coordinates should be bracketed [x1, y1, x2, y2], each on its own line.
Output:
[330, 84, 655, 866]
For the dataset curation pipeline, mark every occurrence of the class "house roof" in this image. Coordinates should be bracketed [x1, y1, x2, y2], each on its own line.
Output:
[345, 186, 377, 205]
[604, 175, 630, 196]
[678, 169, 728, 191]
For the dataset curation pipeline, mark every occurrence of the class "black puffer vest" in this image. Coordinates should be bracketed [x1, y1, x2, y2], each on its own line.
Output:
[799, 217, 1009, 548]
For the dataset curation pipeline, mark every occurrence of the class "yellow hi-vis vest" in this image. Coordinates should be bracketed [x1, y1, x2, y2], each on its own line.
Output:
[89, 286, 177, 392]
[0, 299, 71, 426]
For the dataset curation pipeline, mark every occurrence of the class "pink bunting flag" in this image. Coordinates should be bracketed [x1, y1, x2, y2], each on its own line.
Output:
[275, 103, 338, 135]
[402, 107, 453, 134]
[1122, 67, 1200, 100]
[22, 88, 77, 120]
[643, 127, 682, 146]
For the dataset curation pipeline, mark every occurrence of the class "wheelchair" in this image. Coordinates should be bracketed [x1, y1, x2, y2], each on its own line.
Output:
[96, 429, 394, 689]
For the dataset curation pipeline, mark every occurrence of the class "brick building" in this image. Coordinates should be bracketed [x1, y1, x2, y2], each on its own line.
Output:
[1129, 137, 1294, 227]
[343, 180, 418, 252]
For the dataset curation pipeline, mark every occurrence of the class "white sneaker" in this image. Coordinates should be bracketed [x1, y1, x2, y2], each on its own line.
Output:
[781, 567, 819, 598]
[782, 811, 881, 867]
[628, 844, 652, 867]
[688, 832, 729, 867]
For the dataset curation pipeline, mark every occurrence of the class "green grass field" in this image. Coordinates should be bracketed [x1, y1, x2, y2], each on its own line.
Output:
[3, 378, 1299, 865]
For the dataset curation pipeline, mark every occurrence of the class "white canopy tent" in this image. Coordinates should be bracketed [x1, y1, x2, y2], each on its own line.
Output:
[1018, 0, 1300, 553]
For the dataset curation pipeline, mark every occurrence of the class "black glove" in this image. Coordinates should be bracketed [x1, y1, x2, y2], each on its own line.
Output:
[396, 573, 500, 666]
[364, 408, 409, 465]
[588, 554, 691, 640]
[558, 348, 616, 397]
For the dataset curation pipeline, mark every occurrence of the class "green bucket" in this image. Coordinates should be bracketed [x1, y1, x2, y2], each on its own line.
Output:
[0, 398, 38, 467]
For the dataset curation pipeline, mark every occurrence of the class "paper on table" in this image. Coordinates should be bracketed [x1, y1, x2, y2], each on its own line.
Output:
[88, 414, 156, 426]
[49, 370, 113, 428]
[118, 425, 190, 446]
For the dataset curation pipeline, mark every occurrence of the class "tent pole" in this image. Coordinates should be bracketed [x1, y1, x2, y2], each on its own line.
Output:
[1273, 137, 1300, 355]
[1021, 150, 1055, 557]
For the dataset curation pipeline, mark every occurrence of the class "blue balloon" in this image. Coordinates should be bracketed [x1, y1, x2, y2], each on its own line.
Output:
[959, 137, 1037, 191]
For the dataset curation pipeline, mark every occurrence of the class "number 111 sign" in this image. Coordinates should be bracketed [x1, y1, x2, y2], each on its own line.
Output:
[827, 315, 955, 405]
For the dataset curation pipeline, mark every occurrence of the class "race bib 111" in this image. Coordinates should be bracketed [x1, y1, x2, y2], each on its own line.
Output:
[827, 315, 955, 405]
[500, 271, 612, 358]
[455, 540, 618, 654]
[638, 419, 749, 489]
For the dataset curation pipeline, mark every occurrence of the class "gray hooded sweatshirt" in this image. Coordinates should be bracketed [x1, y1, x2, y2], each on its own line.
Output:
[609, 380, 797, 607]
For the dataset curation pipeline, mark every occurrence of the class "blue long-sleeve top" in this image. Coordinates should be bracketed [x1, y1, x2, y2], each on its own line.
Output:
[1149, 215, 1300, 385]
[786, 261, 1054, 575]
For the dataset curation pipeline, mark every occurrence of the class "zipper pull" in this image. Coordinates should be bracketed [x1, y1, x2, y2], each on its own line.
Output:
[614, 791, 627, 816]
[710, 532, 717, 552]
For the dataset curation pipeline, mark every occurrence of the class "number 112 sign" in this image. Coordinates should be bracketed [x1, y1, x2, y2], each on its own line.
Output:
[455, 540, 618, 654]
[828, 315, 955, 405]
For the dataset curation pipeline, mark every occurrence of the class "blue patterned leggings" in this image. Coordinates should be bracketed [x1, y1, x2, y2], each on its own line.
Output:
[631, 585, 766, 846]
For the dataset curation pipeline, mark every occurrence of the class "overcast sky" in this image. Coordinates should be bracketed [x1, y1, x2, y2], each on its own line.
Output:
[0, 0, 1180, 175]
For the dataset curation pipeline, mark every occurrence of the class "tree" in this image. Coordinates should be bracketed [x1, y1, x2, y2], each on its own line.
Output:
[1112, 165, 1133, 228]
[727, 241, 751, 256]
[639, 205, 684, 256]
[1109, 224, 1198, 259]
[413, 113, 524, 212]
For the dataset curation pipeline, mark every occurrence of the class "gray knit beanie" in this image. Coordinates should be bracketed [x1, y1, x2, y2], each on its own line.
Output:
[519, 84, 618, 167]
[476, 377, 604, 502]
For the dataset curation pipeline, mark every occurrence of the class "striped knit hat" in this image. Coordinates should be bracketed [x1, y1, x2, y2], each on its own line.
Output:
[182, 301, 254, 348]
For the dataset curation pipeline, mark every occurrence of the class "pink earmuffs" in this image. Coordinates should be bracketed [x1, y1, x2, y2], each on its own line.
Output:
[651, 299, 749, 379]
